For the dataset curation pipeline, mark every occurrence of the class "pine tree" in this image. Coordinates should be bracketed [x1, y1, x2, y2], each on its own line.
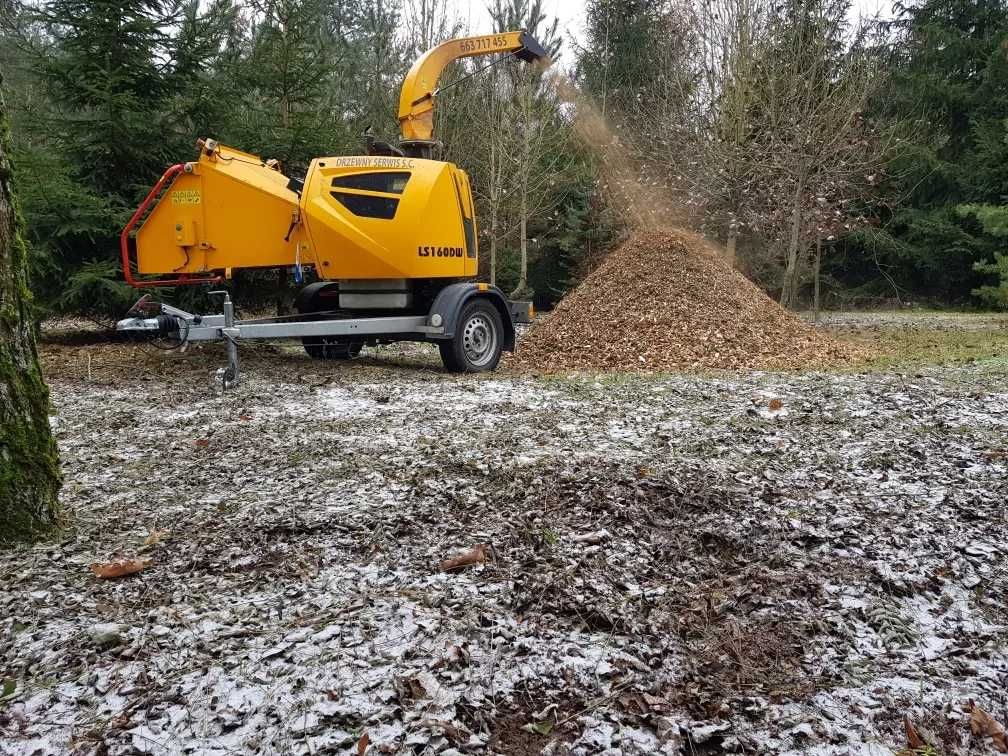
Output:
[840, 0, 1008, 305]
[0, 0, 188, 317]
[577, 0, 671, 121]
[959, 203, 1008, 307]
[170, 0, 242, 142]
[229, 0, 341, 167]
[38, 0, 181, 201]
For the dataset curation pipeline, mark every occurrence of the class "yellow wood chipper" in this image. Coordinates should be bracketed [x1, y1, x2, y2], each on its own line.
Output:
[117, 31, 548, 385]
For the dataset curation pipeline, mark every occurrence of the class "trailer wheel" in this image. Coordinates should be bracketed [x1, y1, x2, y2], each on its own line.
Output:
[439, 299, 503, 373]
[302, 337, 363, 360]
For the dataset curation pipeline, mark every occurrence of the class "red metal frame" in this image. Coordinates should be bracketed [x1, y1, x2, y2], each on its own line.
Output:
[120, 163, 225, 288]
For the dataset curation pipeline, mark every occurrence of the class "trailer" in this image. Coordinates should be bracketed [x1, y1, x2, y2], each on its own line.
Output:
[116, 285, 533, 388]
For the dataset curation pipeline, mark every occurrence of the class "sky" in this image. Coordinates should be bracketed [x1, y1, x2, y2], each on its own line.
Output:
[461, 0, 896, 55]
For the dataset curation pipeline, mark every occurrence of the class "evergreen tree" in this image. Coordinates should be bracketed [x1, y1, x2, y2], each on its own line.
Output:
[577, 0, 672, 121]
[38, 0, 181, 201]
[2, 0, 190, 317]
[350, 0, 407, 137]
[839, 0, 1008, 305]
[227, 0, 341, 167]
[959, 202, 1008, 307]
[170, 0, 242, 143]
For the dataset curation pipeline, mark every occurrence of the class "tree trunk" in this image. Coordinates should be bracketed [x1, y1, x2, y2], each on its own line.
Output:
[726, 224, 738, 268]
[813, 236, 822, 323]
[487, 177, 499, 286]
[779, 180, 804, 309]
[512, 87, 536, 300]
[0, 89, 62, 544]
[510, 177, 529, 297]
[512, 210, 528, 298]
[489, 210, 498, 287]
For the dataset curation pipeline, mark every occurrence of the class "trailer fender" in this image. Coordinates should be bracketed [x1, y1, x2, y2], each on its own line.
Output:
[295, 281, 341, 313]
[428, 283, 516, 352]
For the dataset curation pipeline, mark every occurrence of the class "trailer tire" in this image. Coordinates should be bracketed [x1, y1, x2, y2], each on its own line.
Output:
[296, 282, 362, 360]
[439, 299, 503, 373]
[302, 338, 363, 360]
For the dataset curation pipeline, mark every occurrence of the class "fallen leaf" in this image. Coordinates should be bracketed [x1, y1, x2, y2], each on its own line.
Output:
[768, 398, 784, 410]
[438, 544, 490, 572]
[407, 677, 427, 700]
[904, 714, 925, 749]
[394, 675, 430, 703]
[572, 528, 610, 545]
[194, 438, 210, 447]
[969, 700, 1008, 752]
[619, 692, 650, 715]
[642, 692, 670, 710]
[357, 731, 369, 756]
[143, 529, 169, 546]
[90, 557, 153, 579]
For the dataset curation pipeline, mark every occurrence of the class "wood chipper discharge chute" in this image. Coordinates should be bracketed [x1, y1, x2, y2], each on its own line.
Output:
[118, 30, 548, 385]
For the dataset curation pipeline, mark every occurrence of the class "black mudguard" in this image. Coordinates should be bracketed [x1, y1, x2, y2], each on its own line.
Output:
[428, 283, 516, 352]
[295, 281, 340, 313]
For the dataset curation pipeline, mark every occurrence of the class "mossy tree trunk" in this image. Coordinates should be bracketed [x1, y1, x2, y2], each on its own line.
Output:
[0, 81, 62, 544]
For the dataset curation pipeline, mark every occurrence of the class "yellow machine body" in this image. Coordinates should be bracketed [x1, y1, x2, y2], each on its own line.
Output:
[301, 155, 477, 279]
[136, 144, 478, 280]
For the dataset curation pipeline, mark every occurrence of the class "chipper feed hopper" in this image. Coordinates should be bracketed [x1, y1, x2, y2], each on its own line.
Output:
[116, 31, 548, 386]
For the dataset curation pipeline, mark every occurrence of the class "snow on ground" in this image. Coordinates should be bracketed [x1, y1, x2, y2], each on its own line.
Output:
[2, 334, 1008, 755]
[807, 310, 1008, 332]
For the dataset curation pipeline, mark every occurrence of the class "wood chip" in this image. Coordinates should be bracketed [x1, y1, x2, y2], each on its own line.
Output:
[509, 229, 866, 373]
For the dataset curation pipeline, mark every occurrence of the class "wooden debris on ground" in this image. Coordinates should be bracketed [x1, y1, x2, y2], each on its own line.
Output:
[438, 544, 490, 572]
[90, 557, 153, 579]
[510, 229, 865, 373]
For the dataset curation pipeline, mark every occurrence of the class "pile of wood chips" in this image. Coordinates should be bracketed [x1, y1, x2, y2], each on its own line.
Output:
[510, 229, 865, 373]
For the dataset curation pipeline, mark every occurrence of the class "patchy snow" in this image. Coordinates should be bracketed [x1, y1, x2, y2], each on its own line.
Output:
[3, 340, 1008, 754]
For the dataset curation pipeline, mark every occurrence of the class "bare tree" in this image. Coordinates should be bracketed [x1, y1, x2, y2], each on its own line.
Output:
[604, 0, 891, 305]
[740, 0, 889, 308]
[435, 47, 512, 287]
[628, 0, 771, 262]
[476, 71, 512, 286]
[691, 0, 772, 265]
[403, 0, 463, 55]
[485, 0, 569, 297]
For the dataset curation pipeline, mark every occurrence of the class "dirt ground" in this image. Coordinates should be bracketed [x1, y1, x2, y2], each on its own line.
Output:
[1, 312, 1007, 755]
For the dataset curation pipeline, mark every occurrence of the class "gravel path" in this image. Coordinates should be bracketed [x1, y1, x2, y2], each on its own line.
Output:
[2, 338, 1007, 755]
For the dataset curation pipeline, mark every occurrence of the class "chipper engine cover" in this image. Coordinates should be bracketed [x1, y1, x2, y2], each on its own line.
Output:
[129, 140, 479, 284]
